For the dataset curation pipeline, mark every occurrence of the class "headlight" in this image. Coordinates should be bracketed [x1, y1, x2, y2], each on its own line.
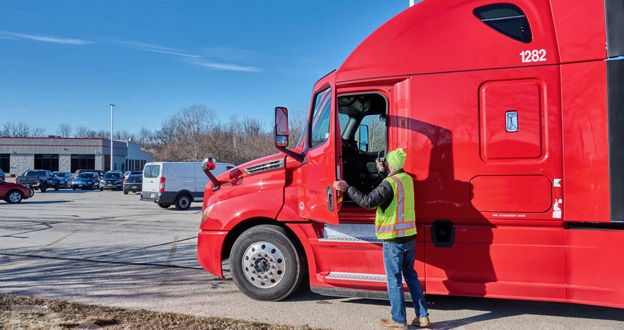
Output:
[201, 204, 216, 223]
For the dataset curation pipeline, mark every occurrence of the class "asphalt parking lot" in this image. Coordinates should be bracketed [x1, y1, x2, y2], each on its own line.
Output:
[1, 185, 624, 329]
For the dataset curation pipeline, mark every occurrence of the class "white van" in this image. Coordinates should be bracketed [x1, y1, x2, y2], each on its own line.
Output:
[141, 161, 234, 210]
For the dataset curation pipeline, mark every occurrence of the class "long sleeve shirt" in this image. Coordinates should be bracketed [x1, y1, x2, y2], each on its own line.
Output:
[345, 169, 405, 212]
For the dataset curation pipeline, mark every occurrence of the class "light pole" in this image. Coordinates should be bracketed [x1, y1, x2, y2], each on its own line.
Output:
[110, 104, 115, 171]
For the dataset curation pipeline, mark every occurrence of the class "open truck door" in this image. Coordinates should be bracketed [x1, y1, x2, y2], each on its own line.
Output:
[275, 72, 341, 225]
[299, 72, 341, 224]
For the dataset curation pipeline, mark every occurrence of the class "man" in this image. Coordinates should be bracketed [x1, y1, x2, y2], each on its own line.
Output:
[333, 148, 430, 329]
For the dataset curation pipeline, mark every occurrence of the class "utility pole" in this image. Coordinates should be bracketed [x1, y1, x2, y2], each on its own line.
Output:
[110, 104, 115, 171]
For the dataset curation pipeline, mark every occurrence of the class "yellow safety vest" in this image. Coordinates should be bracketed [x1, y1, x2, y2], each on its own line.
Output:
[375, 172, 417, 240]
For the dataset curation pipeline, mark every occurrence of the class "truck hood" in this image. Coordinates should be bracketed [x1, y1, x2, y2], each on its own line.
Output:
[208, 152, 288, 194]
[202, 152, 289, 227]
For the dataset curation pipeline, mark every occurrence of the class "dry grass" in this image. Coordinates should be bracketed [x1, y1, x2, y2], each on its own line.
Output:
[1, 295, 322, 330]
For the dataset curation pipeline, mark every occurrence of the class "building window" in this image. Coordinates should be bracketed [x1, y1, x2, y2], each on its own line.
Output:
[71, 154, 95, 173]
[0, 154, 9, 172]
[35, 154, 59, 171]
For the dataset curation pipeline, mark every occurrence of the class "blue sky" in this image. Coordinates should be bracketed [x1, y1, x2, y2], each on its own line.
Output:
[0, 1, 415, 136]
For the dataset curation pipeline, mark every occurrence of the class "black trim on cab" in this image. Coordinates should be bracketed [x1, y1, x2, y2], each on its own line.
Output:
[606, 0, 624, 57]
[606, 0, 624, 221]
[608, 58, 624, 222]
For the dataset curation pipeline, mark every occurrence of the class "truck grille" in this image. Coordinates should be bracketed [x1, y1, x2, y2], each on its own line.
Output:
[243, 159, 284, 175]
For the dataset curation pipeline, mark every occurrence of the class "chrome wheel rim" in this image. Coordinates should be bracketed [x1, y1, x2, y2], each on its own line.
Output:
[241, 241, 285, 289]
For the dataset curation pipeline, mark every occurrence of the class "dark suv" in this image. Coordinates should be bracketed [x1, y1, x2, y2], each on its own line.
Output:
[72, 172, 101, 190]
[100, 171, 124, 191]
[74, 169, 104, 179]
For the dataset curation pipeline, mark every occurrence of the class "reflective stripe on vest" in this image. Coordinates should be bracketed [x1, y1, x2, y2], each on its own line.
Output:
[375, 173, 417, 239]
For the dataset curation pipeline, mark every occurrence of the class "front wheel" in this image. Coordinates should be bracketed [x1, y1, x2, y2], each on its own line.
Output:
[5, 190, 23, 203]
[230, 225, 304, 301]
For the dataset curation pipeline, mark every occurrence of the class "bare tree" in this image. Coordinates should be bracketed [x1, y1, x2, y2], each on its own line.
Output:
[1, 121, 45, 137]
[76, 127, 108, 138]
[137, 102, 309, 165]
[32, 127, 45, 137]
[115, 130, 136, 141]
[137, 127, 158, 146]
[226, 116, 273, 164]
[57, 124, 72, 137]
[156, 105, 221, 162]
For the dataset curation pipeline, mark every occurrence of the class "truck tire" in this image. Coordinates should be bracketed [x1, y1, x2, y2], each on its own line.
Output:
[230, 225, 304, 301]
[40, 184, 47, 193]
[158, 203, 171, 209]
[5, 190, 23, 204]
[174, 193, 192, 210]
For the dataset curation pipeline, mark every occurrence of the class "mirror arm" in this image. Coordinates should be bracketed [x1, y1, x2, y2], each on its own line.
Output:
[202, 158, 221, 190]
[276, 146, 305, 163]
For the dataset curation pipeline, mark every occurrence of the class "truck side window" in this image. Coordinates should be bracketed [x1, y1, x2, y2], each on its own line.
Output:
[310, 88, 332, 148]
[359, 114, 387, 153]
[474, 3, 532, 43]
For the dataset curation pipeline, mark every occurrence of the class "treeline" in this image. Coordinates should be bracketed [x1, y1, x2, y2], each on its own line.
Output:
[1, 104, 305, 165]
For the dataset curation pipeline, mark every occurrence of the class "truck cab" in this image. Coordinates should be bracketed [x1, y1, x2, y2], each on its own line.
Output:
[198, 0, 624, 308]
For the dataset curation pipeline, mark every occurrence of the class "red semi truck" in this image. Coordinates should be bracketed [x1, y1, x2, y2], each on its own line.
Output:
[198, 0, 624, 309]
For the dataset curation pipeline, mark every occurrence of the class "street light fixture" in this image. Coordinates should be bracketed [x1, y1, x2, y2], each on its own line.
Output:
[110, 104, 115, 171]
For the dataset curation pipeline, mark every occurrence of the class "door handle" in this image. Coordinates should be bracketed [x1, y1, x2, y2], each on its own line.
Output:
[326, 186, 334, 211]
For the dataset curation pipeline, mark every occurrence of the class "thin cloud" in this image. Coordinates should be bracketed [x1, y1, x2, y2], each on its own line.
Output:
[200, 46, 259, 63]
[107, 39, 259, 72]
[188, 59, 260, 72]
[109, 39, 201, 59]
[0, 30, 91, 45]
[1, 31, 259, 72]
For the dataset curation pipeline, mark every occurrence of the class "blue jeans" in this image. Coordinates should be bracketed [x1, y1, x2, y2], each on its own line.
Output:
[382, 239, 428, 324]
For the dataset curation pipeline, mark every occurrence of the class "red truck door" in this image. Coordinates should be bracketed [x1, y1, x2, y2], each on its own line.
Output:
[297, 72, 341, 225]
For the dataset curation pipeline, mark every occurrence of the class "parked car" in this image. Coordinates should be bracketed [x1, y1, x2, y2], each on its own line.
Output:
[123, 173, 143, 195]
[74, 169, 104, 179]
[53, 171, 74, 188]
[16, 169, 60, 192]
[0, 169, 5, 181]
[72, 172, 100, 190]
[0, 180, 34, 203]
[100, 171, 124, 191]
[124, 170, 143, 179]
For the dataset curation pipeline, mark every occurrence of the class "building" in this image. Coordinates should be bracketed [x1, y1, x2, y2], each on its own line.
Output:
[0, 136, 153, 176]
